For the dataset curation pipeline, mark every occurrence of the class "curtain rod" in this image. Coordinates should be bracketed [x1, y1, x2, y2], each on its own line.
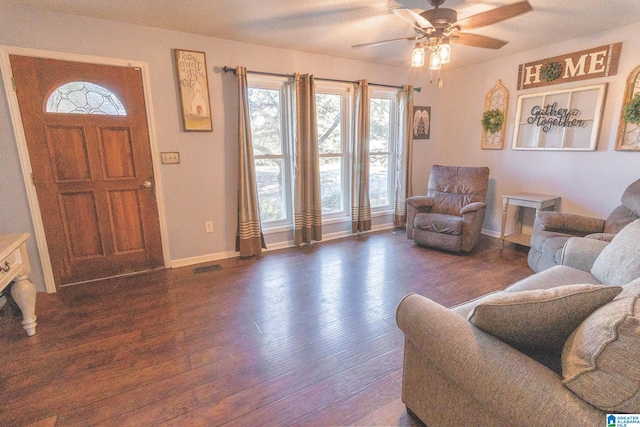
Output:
[222, 66, 421, 92]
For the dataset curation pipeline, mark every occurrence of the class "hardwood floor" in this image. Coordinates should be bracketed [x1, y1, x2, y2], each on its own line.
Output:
[0, 230, 532, 426]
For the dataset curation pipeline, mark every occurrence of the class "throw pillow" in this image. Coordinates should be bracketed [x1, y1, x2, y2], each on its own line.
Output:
[617, 277, 640, 299]
[467, 284, 622, 351]
[562, 296, 640, 412]
[592, 219, 640, 286]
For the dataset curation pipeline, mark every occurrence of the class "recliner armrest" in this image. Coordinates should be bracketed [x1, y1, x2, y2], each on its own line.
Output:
[460, 201, 486, 214]
[536, 211, 605, 235]
[406, 196, 435, 239]
[559, 237, 609, 272]
[406, 196, 435, 209]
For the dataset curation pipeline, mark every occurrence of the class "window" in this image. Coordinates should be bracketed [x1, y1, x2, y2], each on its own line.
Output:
[247, 78, 293, 227]
[316, 85, 349, 218]
[248, 77, 400, 228]
[46, 81, 126, 115]
[369, 91, 397, 210]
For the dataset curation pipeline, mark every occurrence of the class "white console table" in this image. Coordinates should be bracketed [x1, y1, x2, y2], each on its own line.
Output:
[500, 193, 561, 250]
[0, 234, 37, 336]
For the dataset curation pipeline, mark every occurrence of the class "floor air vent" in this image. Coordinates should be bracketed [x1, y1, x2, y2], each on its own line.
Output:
[193, 264, 222, 274]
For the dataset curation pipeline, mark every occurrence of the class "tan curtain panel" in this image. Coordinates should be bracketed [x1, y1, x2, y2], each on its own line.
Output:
[293, 74, 322, 245]
[351, 80, 372, 233]
[394, 84, 414, 227]
[235, 66, 266, 257]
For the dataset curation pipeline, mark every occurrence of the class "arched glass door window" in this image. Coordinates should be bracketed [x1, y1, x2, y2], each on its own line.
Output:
[46, 81, 127, 115]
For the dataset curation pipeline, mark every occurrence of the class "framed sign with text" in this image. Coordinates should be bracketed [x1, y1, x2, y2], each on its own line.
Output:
[174, 49, 213, 131]
[517, 43, 621, 91]
[512, 83, 607, 151]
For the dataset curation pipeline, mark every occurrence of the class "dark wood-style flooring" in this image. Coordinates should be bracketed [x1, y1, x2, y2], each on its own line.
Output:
[0, 230, 532, 426]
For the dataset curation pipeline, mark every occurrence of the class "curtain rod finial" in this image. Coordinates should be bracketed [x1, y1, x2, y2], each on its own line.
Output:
[222, 66, 237, 74]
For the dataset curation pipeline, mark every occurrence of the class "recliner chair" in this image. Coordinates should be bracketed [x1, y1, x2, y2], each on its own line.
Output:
[528, 178, 640, 272]
[406, 165, 490, 252]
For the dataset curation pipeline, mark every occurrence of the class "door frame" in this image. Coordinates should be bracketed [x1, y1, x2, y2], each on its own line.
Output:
[0, 45, 170, 293]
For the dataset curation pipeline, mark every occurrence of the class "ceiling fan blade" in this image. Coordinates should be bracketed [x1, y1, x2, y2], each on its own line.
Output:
[451, 33, 508, 49]
[352, 36, 421, 49]
[391, 8, 433, 30]
[455, 1, 533, 30]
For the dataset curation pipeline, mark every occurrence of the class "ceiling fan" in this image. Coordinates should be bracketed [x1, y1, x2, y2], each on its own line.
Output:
[354, 0, 533, 68]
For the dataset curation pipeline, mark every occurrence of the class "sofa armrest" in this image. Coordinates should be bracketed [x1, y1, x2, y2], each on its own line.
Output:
[406, 196, 434, 239]
[396, 293, 603, 426]
[535, 211, 605, 235]
[460, 201, 486, 214]
[559, 237, 610, 272]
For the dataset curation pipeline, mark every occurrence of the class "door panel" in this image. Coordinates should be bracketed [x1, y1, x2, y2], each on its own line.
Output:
[10, 55, 164, 287]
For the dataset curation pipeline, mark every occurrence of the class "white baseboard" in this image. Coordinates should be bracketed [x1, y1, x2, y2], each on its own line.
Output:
[169, 223, 398, 269]
[481, 228, 501, 238]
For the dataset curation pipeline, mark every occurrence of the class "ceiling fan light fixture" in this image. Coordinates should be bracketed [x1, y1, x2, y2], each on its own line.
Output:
[411, 45, 426, 67]
[438, 41, 451, 64]
[429, 51, 441, 70]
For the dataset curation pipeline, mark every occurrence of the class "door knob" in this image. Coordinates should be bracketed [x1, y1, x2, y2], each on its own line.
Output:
[143, 180, 152, 188]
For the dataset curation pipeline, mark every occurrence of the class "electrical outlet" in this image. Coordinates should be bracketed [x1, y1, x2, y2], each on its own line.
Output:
[205, 221, 214, 233]
[161, 152, 180, 164]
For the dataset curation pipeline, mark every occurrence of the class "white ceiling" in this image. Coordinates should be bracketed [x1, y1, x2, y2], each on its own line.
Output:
[8, 0, 640, 69]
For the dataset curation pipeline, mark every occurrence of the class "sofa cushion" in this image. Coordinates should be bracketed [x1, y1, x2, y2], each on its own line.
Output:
[562, 296, 640, 412]
[617, 277, 640, 299]
[414, 213, 462, 235]
[591, 219, 640, 286]
[467, 284, 622, 351]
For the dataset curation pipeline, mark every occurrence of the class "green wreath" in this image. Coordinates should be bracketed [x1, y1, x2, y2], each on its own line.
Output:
[623, 93, 640, 124]
[540, 61, 563, 82]
[481, 109, 504, 134]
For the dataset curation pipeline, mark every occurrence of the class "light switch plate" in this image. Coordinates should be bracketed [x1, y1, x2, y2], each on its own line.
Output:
[161, 152, 180, 164]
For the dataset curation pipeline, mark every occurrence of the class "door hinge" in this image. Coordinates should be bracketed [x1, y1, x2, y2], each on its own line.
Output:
[31, 173, 35, 186]
[11, 76, 16, 92]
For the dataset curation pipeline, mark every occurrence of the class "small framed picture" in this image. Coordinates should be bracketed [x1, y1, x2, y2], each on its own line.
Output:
[174, 49, 213, 132]
[413, 106, 431, 140]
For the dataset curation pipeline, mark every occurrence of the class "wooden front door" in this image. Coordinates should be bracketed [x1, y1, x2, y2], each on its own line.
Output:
[10, 55, 164, 287]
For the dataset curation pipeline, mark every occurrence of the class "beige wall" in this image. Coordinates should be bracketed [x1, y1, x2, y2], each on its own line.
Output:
[0, 3, 433, 291]
[412, 23, 640, 234]
[1, 3, 638, 292]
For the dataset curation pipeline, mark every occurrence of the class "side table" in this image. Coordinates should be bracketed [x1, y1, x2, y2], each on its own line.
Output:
[0, 234, 37, 336]
[500, 193, 561, 249]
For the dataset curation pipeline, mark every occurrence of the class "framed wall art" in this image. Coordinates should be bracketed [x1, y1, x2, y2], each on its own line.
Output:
[481, 80, 509, 150]
[174, 49, 213, 132]
[512, 83, 607, 151]
[615, 64, 640, 151]
[413, 106, 431, 140]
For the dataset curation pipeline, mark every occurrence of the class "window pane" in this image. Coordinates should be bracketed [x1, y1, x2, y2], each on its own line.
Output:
[248, 88, 283, 155]
[319, 156, 343, 214]
[316, 93, 342, 154]
[370, 154, 389, 208]
[370, 98, 391, 152]
[46, 81, 126, 115]
[255, 158, 286, 222]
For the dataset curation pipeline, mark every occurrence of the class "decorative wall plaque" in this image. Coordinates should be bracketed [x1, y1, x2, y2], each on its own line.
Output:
[615, 64, 640, 151]
[517, 43, 621, 90]
[481, 80, 509, 150]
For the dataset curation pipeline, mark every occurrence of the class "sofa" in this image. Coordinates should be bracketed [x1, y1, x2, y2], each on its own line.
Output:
[528, 178, 640, 273]
[397, 219, 640, 427]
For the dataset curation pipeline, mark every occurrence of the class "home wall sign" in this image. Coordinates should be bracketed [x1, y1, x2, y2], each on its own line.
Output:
[174, 49, 213, 131]
[517, 43, 621, 90]
[512, 83, 607, 151]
